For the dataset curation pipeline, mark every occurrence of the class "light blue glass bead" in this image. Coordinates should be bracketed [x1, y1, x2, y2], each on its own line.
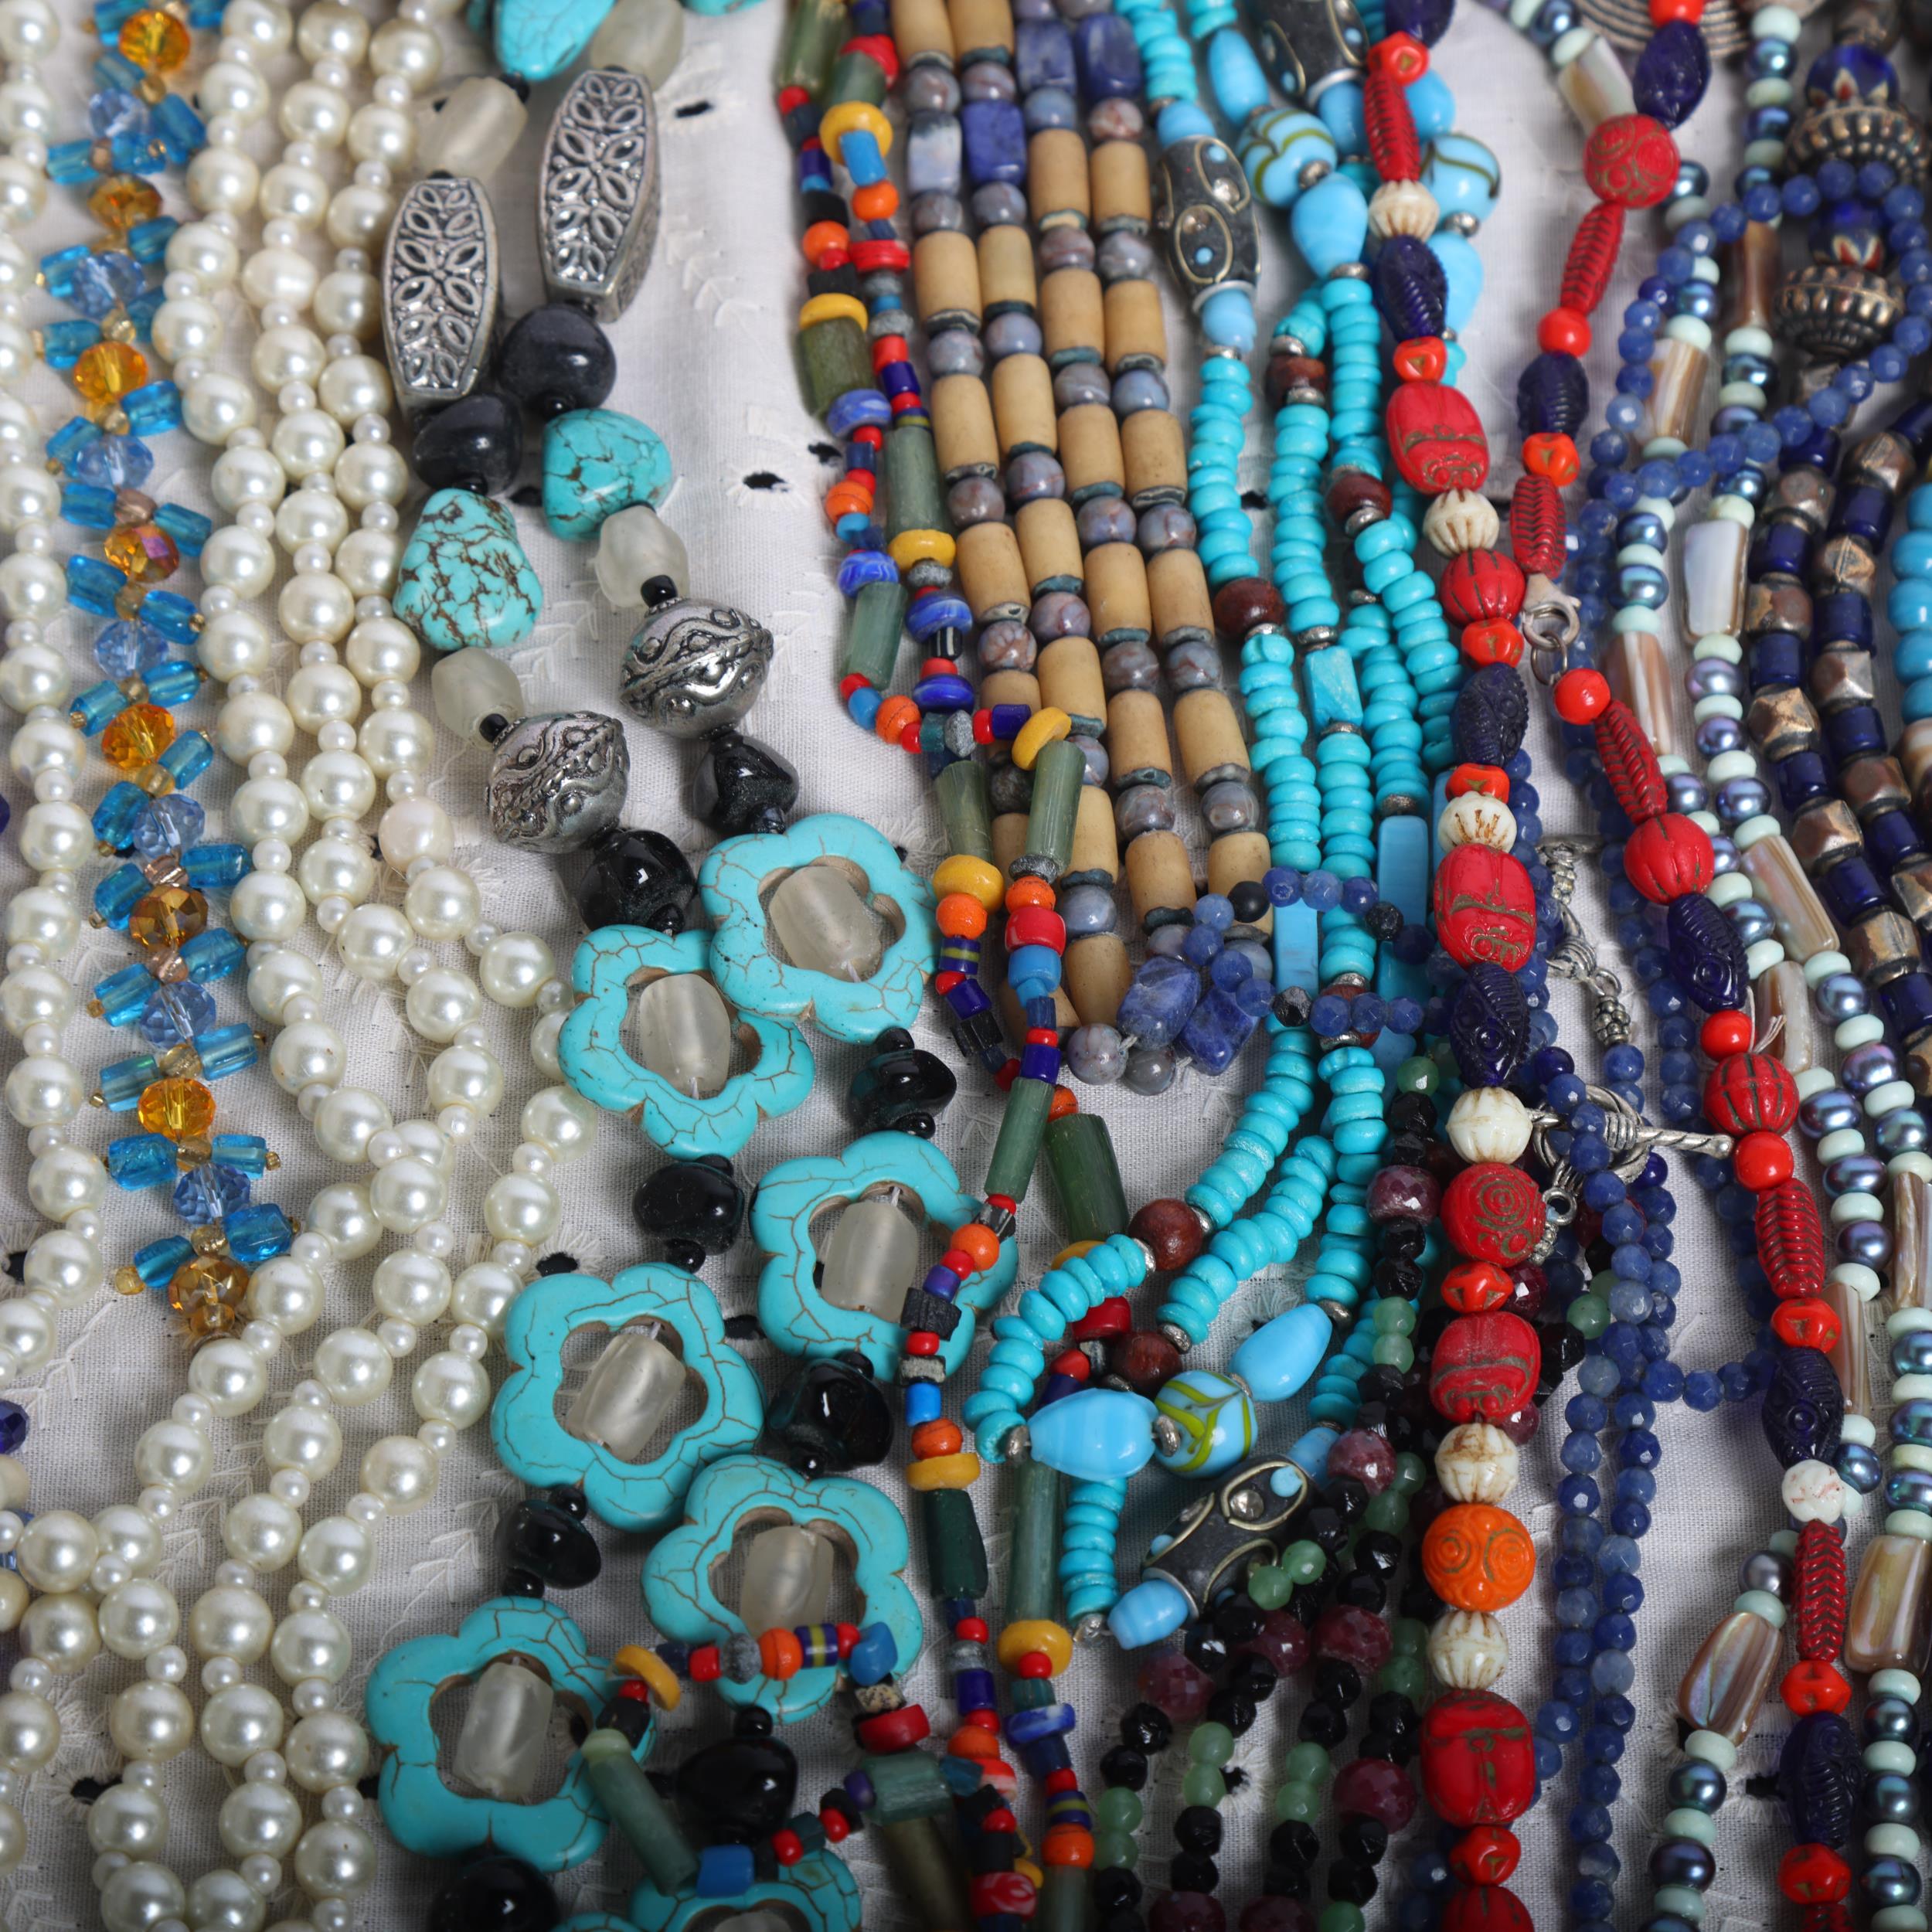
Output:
[1291, 171, 1369, 279]
[1241, 107, 1336, 208]
[394, 488, 543, 651]
[1317, 77, 1366, 150]
[1404, 72, 1454, 138]
[1029, 1387, 1158, 1478]
[1430, 230, 1485, 333]
[1231, 1301, 1333, 1401]
[541, 409, 672, 540]
[1207, 24, 1269, 121]
[1423, 132, 1501, 225]
[1153, 1368, 1255, 1475]
[1108, 1573, 1192, 1648]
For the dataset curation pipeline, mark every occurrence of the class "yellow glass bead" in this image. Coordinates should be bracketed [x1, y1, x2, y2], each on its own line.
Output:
[613, 1645, 682, 1710]
[817, 100, 892, 166]
[74, 338, 149, 404]
[112, 1266, 147, 1298]
[166, 1255, 250, 1336]
[798, 292, 869, 332]
[1012, 706, 1072, 770]
[87, 174, 163, 233]
[103, 522, 180, 583]
[931, 854, 1004, 910]
[118, 9, 192, 75]
[102, 700, 175, 770]
[995, 1617, 1074, 1675]
[905, 1451, 981, 1491]
[138, 1076, 216, 1141]
[128, 885, 207, 951]
[888, 528, 957, 572]
[1050, 1240, 1101, 1269]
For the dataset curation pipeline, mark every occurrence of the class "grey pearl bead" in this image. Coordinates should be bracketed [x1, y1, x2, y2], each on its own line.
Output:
[1116, 783, 1175, 838]
[1165, 638, 1223, 692]
[961, 60, 1016, 100]
[1113, 368, 1170, 414]
[1709, 834, 1740, 874]
[1727, 900, 1773, 947]
[1087, 95, 1142, 138]
[1030, 590, 1090, 641]
[1124, 1042, 1177, 1094]
[971, 183, 1027, 226]
[1877, 1107, 1928, 1155]
[978, 617, 1037, 673]
[1739, 1548, 1791, 1597]
[1060, 883, 1119, 937]
[1815, 973, 1871, 1022]
[1714, 775, 1770, 824]
[1665, 772, 1708, 815]
[1866, 1773, 1921, 1825]
[1037, 227, 1095, 274]
[1138, 503, 1197, 553]
[1893, 1327, 1932, 1376]
[1842, 1041, 1900, 1094]
[1054, 362, 1111, 410]
[1066, 1023, 1127, 1084]
[1005, 447, 1064, 502]
[1686, 655, 1743, 701]
[620, 600, 773, 736]
[1695, 713, 1744, 758]
[1799, 1087, 1860, 1136]
[1666, 1760, 1726, 1812]
[987, 312, 1046, 362]
[949, 474, 1006, 527]
[988, 762, 1033, 814]
[1866, 1697, 1917, 1743]
[910, 192, 966, 235]
[1080, 497, 1138, 550]
[1202, 778, 1260, 833]
[1145, 924, 1189, 957]
[1648, 1839, 1715, 1892]
[485, 711, 629, 853]
[1097, 231, 1156, 283]
[929, 328, 985, 377]
[1825, 1152, 1886, 1196]
[903, 67, 961, 113]
[1730, 464, 1767, 505]
[1072, 735, 1108, 785]
[1840, 1218, 1893, 1267]
[1861, 1857, 1921, 1909]
[1100, 638, 1160, 692]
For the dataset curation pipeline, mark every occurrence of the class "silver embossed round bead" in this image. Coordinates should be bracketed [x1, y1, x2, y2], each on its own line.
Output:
[485, 712, 629, 853]
[619, 598, 774, 736]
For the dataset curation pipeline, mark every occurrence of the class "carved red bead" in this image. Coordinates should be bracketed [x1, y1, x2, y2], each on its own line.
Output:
[1442, 1164, 1546, 1267]
[1442, 1887, 1533, 1932]
[1755, 1177, 1828, 1303]
[1386, 380, 1489, 494]
[1583, 113, 1680, 208]
[1702, 1052, 1800, 1136]
[1430, 1311, 1542, 1423]
[1439, 549, 1526, 626]
[1509, 474, 1566, 578]
[1593, 699, 1668, 821]
[1434, 845, 1537, 970]
[1451, 1825, 1522, 1887]
[1772, 1295, 1841, 1352]
[1621, 812, 1716, 903]
[1795, 1518, 1848, 1663]
[1419, 1691, 1536, 1825]
[1560, 199, 1625, 314]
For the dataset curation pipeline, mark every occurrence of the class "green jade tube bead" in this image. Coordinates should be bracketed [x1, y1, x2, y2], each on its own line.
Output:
[982, 1072, 1053, 1203]
[842, 577, 910, 688]
[1037, 1866, 1088, 1932]
[1043, 1110, 1128, 1241]
[799, 315, 875, 420]
[776, 0, 843, 93]
[874, 1815, 975, 1932]
[934, 757, 995, 864]
[1018, 738, 1084, 879]
[827, 46, 888, 106]
[885, 420, 945, 540]
[863, 1746, 952, 1825]
[920, 1485, 988, 1600]
[580, 1729, 699, 1894]
[1007, 1456, 1062, 1624]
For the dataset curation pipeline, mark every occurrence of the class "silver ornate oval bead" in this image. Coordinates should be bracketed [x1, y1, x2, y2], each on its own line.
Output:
[1151, 134, 1259, 304]
[1249, 0, 1364, 103]
[485, 712, 631, 853]
[383, 176, 501, 420]
[539, 67, 662, 323]
[619, 600, 774, 738]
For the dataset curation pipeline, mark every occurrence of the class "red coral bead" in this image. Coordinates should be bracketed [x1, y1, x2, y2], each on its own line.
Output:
[1733, 1128, 1795, 1192]
[1442, 1165, 1547, 1268]
[1369, 29, 1428, 77]
[1393, 335, 1448, 382]
[1536, 306, 1590, 355]
[1781, 1659, 1852, 1715]
[1420, 1692, 1536, 1825]
[1621, 813, 1716, 903]
[1439, 549, 1526, 626]
[1461, 618, 1524, 666]
[1522, 432, 1580, 485]
[1772, 1295, 1841, 1352]
[1442, 1260, 1513, 1313]
[1700, 1009, 1753, 1059]
[1434, 845, 1537, 970]
[1779, 1845, 1851, 1904]
[1451, 1825, 1522, 1886]
[855, 1704, 930, 1752]
[1447, 764, 1510, 800]
[1702, 1052, 1800, 1135]
[1430, 1311, 1542, 1423]
[1553, 668, 1611, 723]
[1386, 380, 1488, 494]
[1583, 113, 1680, 208]
[1442, 1888, 1532, 1932]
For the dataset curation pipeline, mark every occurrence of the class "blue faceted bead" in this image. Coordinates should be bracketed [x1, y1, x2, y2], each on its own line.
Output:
[172, 1162, 250, 1226]
[130, 792, 206, 858]
[89, 86, 147, 138]
[66, 250, 145, 321]
[0, 1402, 26, 1454]
[73, 430, 154, 489]
[94, 616, 168, 678]
[138, 981, 216, 1049]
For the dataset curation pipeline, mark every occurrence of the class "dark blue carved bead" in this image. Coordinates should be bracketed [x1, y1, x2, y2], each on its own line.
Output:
[1451, 662, 1530, 767]
[1634, 22, 1709, 128]
[1804, 44, 1898, 108]
[1663, 893, 1749, 1015]
[1762, 1344, 1845, 1468]
[1385, 0, 1453, 42]
[1448, 964, 1530, 1087]
[1516, 351, 1588, 436]
[1778, 1713, 1861, 1849]
[1371, 235, 1447, 342]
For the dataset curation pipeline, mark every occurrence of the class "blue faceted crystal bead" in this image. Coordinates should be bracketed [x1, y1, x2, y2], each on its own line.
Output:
[0, 1403, 28, 1454]
[173, 1164, 250, 1226]
[75, 433, 154, 490]
[223, 1203, 293, 1267]
[66, 250, 144, 321]
[138, 981, 216, 1049]
[130, 792, 206, 857]
[89, 87, 147, 138]
[95, 616, 168, 678]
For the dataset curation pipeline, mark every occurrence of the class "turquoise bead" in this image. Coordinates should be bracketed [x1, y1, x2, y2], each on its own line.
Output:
[1207, 26, 1270, 122]
[1231, 1302, 1332, 1401]
[394, 488, 543, 651]
[541, 409, 672, 540]
[1291, 173, 1368, 279]
[1903, 627, 1932, 682]
[1893, 580, 1932, 631]
[1431, 231, 1485, 332]
[1029, 1388, 1158, 1478]
[1154, 1369, 1256, 1475]
[1403, 73, 1455, 138]
[1912, 485, 1932, 529]
[494, 0, 614, 78]
[1899, 536, 1932, 577]
[1109, 1573, 1192, 1648]
[1423, 132, 1501, 226]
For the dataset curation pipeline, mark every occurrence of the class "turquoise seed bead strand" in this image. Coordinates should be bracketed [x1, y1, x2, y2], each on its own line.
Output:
[1060, 1478, 1129, 1624]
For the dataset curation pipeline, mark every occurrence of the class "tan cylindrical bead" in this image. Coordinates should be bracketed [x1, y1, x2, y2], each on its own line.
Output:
[1730, 220, 1778, 332]
[1207, 832, 1272, 931]
[947, 0, 1013, 60]
[992, 354, 1056, 457]
[1126, 828, 1196, 928]
[1064, 932, 1131, 1026]
[930, 373, 999, 482]
[957, 522, 1029, 625]
[1029, 128, 1090, 230]
[1148, 546, 1215, 648]
[977, 223, 1036, 318]
[892, 0, 954, 62]
[913, 230, 981, 333]
[1069, 780, 1119, 882]
[1121, 407, 1186, 505]
[1175, 689, 1251, 787]
[1090, 138, 1151, 232]
[1103, 279, 1167, 372]
[1107, 689, 1173, 783]
[998, 977, 1077, 1036]
[1060, 404, 1124, 502]
[1084, 542, 1151, 646]
[981, 670, 1042, 715]
[990, 810, 1029, 883]
[1015, 499, 1082, 595]
[1037, 637, 1105, 733]
[1042, 270, 1104, 367]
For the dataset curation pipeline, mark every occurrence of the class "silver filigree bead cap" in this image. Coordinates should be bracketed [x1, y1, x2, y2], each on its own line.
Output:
[620, 599, 775, 737]
[485, 711, 630, 853]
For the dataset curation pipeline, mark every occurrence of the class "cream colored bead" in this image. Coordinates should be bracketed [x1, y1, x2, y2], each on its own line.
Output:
[403, 866, 480, 942]
[135, 1419, 211, 1494]
[419, 74, 528, 179]
[345, 614, 419, 685]
[202, 519, 275, 592]
[19, 1591, 97, 1674]
[271, 407, 346, 479]
[1427, 1609, 1509, 1689]
[109, 1679, 194, 1760]
[589, 0, 684, 83]
[404, 964, 482, 1040]
[188, 1335, 268, 1416]
[297, 1515, 372, 1594]
[378, 797, 453, 869]
[348, 100, 416, 170]
[412, 1348, 489, 1428]
[300, 747, 378, 819]
[1422, 488, 1499, 556]
[315, 266, 380, 339]
[328, 182, 395, 249]
[361, 1434, 437, 1514]
[338, 902, 413, 981]
[268, 1608, 352, 1689]
[260, 159, 330, 230]
[1781, 1458, 1845, 1524]
[166, 218, 240, 289]
[1433, 1421, 1520, 1504]
[263, 1402, 342, 1479]
[197, 58, 270, 124]
[223, 1492, 302, 1571]
[285, 1709, 369, 1791]
[371, 1251, 450, 1325]
[1445, 1086, 1533, 1165]
[0, 1688, 55, 1770]
[479, 932, 556, 1007]
[1367, 179, 1438, 239]
[15, 1509, 95, 1593]
[1437, 791, 1518, 853]
[279, 78, 352, 147]
[296, 832, 377, 906]
[297, 0, 369, 64]
[335, 524, 401, 597]
[97, 1580, 179, 1662]
[200, 1682, 285, 1765]
[241, 242, 320, 311]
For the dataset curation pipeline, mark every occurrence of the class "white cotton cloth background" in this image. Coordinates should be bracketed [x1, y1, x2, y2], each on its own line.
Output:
[0, 2, 1849, 1925]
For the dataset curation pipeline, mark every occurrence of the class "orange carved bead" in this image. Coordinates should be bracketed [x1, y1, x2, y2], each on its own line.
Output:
[1423, 1503, 1536, 1613]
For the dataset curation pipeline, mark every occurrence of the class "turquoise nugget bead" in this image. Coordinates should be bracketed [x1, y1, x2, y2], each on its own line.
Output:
[394, 488, 543, 651]
[540, 409, 671, 539]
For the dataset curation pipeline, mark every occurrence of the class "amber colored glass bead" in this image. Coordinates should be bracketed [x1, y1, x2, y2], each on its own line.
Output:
[128, 885, 206, 951]
[102, 701, 176, 770]
[74, 338, 149, 403]
[87, 175, 164, 235]
[118, 9, 192, 75]
[167, 1255, 250, 1336]
[138, 1075, 216, 1140]
[104, 522, 179, 583]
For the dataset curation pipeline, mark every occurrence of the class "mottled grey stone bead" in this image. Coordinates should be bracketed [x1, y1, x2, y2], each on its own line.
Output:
[1079, 498, 1138, 549]
[1066, 1023, 1128, 1083]
[1124, 1042, 1178, 1093]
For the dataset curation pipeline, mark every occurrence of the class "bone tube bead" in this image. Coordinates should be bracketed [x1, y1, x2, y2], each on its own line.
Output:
[931, 373, 999, 483]
[1090, 137, 1151, 232]
[1029, 128, 1090, 230]
[977, 223, 1036, 318]
[1060, 403, 1124, 502]
[1063, 932, 1130, 1026]
[1015, 499, 1082, 596]
[1147, 546, 1214, 648]
[1175, 689, 1250, 787]
[947, 0, 1012, 59]
[1121, 408, 1186, 505]
[913, 230, 981, 333]
[1730, 219, 1778, 332]
[1643, 334, 1709, 451]
[1126, 828, 1196, 927]
[1822, 1274, 1869, 1413]
[980, 669, 1041, 714]
[1069, 780, 1119, 882]
[1037, 637, 1106, 733]
[1084, 542, 1151, 647]
[1605, 631, 1679, 762]
[957, 521, 1029, 624]
[992, 354, 1056, 457]
[1208, 831, 1273, 930]
[991, 811, 1029, 880]
[1103, 279, 1166, 372]
[1042, 269, 1104, 367]
[891, 0, 953, 62]
[1893, 1168, 1931, 1311]
[1107, 689, 1173, 784]
[1845, 1535, 1932, 1674]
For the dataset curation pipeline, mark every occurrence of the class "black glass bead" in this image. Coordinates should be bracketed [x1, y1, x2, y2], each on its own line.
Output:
[1213, 1598, 1264, 1643]
[1271, 986, 1312, 1029]
[1664, 892, 1749, 1016]
[675, 1733, 799, 1842]
[1229, 879, 1270, 923]
[427, 1855, 560, 1932]
[1354, 1529, 1403, 1577]
[1168, 1854, 1218, 1894]
[499, 1568, 546, 1598]
[763, 1349, 893, 1475]
[848, 1026, 957, 1137]
[1093, 1869, 1141, 1913]
[1327, 1859, 1379, 1904]
[1385, 1092, 1434, 1134]
[577, 827, 696, 933]
[1379, 1223, 1427, 1264]
[1330, 1478, 1368, 1522]
[1516, 349, 1587, 437]
[1315, 1662, 1363, 1707]
[1370, 234, 1446, 341]
[1633, 19, 1709, 126]
[1206, 1687, 1256, 1735]
[1298, 1700, 1348, 1747]
[1100, 1745, 1149, 1791]
[1183, 1626, 1230, 1674]
[1359, 1730, 1404, 1764]
[1270, 1821, 1319, 1869]
[633, 1156, 747, 1272]
[497, 302, 617, 419]
[1778, 1711, 1860, 1848]
[1369, 1692, 1416, 1738]
[502, 1496, 600, 1590]
[1401, 1576, 1447, 1623]
[1763, 1342, 1844, 1467]
[1448, 962, 1530, 1086]
[1372, 1257, 1423, 1303]
[1287, 1587, 1326, 1631]
[1335, 1569, 1388, 1613]
[692, 727, 801, 837]
[1383, 1132, 1430, 1168]
[1342, 1816, 1391, 1865]
[1174, 1806, 1223, 1855]
[1306, 1502, 1348, 1553]
[1362, 900, 1403, 943]
[413, 392, 523, 496]
[1121, 1702, 1170, 1751]
[1452, 662, 1529, 767]
[1230, 1654, 1278, 1700]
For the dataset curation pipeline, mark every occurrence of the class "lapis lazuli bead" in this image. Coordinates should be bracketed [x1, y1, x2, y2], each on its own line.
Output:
[1117, 954, 1201, 1047]
[961, 99, 1026, 186]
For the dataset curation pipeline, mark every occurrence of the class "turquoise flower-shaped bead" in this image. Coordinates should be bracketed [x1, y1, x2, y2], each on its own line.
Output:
[366, 1596, 642, 1872]
[624, 1849, 860, 1932]
[492, 1264, 763, 1531]
[641, 1453, 920, 1722]
[560, 925, 813, 1158]
[699, 815, 934, 1045]
[751, 1131, 1016, 1378]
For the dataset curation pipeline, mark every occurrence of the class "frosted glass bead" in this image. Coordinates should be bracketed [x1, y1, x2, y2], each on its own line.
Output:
[740, 1525, 833, 1635]
[594, 503, 689, 609]
[587, 0, 684, 87]
[767, 864, 884, 983]
[629, 974, 733, 1097]
[430, 645, 524, 744]
[566, 1327, 684, 1461]
[451, 1658, 552, 1800]
[817, 1192, 919, 1319]
[418, 77, 528, 182]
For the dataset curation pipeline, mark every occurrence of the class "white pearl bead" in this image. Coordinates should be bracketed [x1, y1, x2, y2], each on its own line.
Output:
[0, 964, 71, 1035]
[198, 607, 275, 682]
[411, 1349, 490, 1429]
[94, 1503, 159, 1577]
[342, 613, 417, 685]
[401, 868, 480, 947]
[7, 718, 80, 786]
[520, 1084, 597, 1162]
[231, 774, 310, 846]
[19, 1591, 97, 1675]
[184, 369, 260, 447]
[229, 869, 308, 942]
[369, 1155, 446, 1234]
[97, 1580, 180, 1662]
[294, 1819, 376, 1899]
[244, 947, 321, 1023]
[17, 797, 87, 871]
[221, 1492, 301, 1573]
[110, 1679, 195, 1760]
[370, 1251, 450, 1327]
[135, 1420, 212, 1496]
[325, 182, 393, 250]
[333, 524, 399, 597]
[298, 747, 377, 820]
[185, 1865, 264, 1931]
[198, 58, 270, 124]
[189, 1336, 269, 1417]
[0, 551, 65, 621]
[0, 643, 70, 713]
[376, 796, 452, 870]
[531, 1009, 567, 1079]
[403, 966, 481, 1044]
[216, 689, 294, 765]
[478, 932, 556, 1009]
[210, 444, 285, 515]
[357, 703, 432, 774]
[99, 1859, 185, 1932]
[202, 1682, 285, 1767]
[308, 1087, 390, 1167]
[202, 520, 276, 594]
[296, 1515, 372, 1596]
[260, 159, 329, 231]
[337, 902, 412, 982]
[27, 1143, 105, 1220]
[0, 1687, 55, 1771]
[347, 100, 415, 170]
[262, 1402, 342, 1481]
[15, 1509, 94, 1593]
[5, 1053, 83, 1126]
[294, 833, 376, 908]
[87, 1784, 166, 1859]
[188, 1584, 273, 1665]
[0, 461, 53, 534]
[167, 218, 240, 288]
[219, 1775, 304, 1860]
[313, 267, 379, 340]
[286, 1710, 367, 1792]
[22, 1228, 98, 1308]
[308, 1182, 380, 1258]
